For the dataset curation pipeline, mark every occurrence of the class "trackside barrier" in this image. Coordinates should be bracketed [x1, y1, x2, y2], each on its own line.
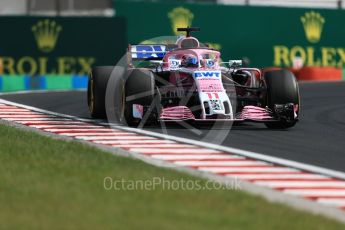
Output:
[265, 67, 344, 81]
[295, 67, 342, 81]
[0, 75, 88, 92]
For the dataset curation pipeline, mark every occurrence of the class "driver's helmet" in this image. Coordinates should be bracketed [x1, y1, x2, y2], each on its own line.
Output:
[181, 54, 198, 67]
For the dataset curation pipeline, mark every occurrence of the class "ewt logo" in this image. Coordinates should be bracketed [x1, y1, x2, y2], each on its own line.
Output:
[194, 71, 221, 78]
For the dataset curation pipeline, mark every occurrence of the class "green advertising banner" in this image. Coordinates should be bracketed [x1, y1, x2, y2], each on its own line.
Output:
[0, 16, 127, 76]
[114, 1, 345, 68]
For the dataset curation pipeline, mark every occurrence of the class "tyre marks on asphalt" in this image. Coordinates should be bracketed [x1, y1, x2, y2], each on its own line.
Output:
[1, 102, 345, 211]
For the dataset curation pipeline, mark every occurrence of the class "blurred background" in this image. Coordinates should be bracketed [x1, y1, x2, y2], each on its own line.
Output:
[0, 0, 344, 92]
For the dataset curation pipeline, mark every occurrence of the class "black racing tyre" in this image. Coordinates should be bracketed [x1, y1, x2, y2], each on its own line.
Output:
[120, 69, 157, 126]
[264, 69, 300, 129]
[87, 66, 114, 119]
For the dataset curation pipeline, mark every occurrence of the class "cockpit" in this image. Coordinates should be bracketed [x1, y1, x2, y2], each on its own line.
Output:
[162, 33, 221, 69]
[164, 46, 220, 69]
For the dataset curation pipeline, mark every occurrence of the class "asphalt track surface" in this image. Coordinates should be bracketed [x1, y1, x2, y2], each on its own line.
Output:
[1, 81, 345, 172]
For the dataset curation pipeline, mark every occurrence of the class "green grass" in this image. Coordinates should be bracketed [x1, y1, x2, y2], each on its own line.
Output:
[0, 123, 344, 230]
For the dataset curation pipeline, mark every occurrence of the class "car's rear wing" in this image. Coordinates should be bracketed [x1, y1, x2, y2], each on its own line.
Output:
[128, 45, 168, 61]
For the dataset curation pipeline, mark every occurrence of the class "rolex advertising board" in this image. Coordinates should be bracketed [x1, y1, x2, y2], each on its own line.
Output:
[114, 1, 345, 68]
[0, 17, 127, 76]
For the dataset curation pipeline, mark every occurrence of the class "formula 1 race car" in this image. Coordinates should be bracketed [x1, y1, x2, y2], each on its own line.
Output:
[87, 27, 300, 129]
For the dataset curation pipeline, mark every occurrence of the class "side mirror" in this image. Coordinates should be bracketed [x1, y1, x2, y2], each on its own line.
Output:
[229, 60, 242, 68]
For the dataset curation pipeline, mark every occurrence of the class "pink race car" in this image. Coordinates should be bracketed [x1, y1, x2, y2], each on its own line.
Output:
[87, 27, 300, 129]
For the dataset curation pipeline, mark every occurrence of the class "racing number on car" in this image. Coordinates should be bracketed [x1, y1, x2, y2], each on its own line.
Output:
[206, 93, 219, 100]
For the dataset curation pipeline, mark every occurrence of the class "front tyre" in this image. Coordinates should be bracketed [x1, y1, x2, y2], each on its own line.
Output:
[263, 69, 300, 129]
[120, 69, 159, 127]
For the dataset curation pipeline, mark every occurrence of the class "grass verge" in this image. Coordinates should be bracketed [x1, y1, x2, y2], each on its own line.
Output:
[0, 123, 344, 230]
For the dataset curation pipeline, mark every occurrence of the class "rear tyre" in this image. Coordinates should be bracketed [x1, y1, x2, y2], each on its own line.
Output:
[120, 69, 158, 126]
[87, 66, 114, 119]
[264, 69, 300, 129]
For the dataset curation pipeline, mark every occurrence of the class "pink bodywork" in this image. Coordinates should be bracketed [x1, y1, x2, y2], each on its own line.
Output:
[160, 105, 273, 121]
[158, 46, 269, 121]
[160, 106, 195, 120]
[238, 106, 273, 120]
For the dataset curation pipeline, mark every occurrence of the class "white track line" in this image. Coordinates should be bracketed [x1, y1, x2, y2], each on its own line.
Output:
[59, 132, 137, 136]
[0, 107, 29, 110]
[0, 111, 41, 114]
[99, 140, 176, 144]
[317, 199, 345, 206]
[173, 160, 270, 166]
[284, 189, 345, 197]
[113, 144, 198, 148]
[227, 173, 330, 180]
[129, 148, 221, 154]
[150, 154, 244, 160]
[5, 118, 71, 121]
[256, 181, 345, 188]
[0, 115, 52, 118]
[30, 125, 103, 129]
[45, 128, 115, 132]
[17, 121, 89, 125]
[199, 167, 300, 173]
[76, 136, 155, 141]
